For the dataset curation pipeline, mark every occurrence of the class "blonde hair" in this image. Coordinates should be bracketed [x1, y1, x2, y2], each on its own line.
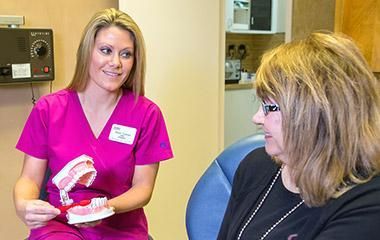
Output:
[66, 8, 146, 97]
[255, 31, 380, 207]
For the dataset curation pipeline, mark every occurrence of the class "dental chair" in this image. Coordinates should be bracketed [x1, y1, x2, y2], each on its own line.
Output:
[185, 133, 265, 240]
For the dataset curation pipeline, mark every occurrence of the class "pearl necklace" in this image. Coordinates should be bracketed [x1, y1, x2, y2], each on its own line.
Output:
[237, 167, 305, 240]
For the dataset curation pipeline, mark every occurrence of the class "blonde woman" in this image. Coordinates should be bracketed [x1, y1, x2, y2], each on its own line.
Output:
[14, 8, 173, 239]
[218, 31, 380, 240]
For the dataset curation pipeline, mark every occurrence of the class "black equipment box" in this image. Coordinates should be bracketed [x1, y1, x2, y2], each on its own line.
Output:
[0, 28, 54, 84]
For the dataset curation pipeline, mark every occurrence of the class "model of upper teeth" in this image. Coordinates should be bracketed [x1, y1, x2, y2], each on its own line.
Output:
[52, 154, 115, 224]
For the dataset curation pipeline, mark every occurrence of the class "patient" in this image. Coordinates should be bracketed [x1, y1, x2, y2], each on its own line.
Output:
[217, 31, 380, 239]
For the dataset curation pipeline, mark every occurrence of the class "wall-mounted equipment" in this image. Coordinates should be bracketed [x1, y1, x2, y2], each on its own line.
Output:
[0, 28, 54, 84]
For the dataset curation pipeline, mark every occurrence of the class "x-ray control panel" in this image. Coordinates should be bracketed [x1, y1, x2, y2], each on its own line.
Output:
[0, 28, 54, 84]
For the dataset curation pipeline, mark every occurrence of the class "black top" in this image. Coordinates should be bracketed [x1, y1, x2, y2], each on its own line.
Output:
[238, 169, 310, 240]
[217, 147, 380, 240]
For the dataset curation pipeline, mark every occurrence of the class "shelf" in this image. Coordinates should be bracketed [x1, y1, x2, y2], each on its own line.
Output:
[234, 0, 250, 3]
[225, 82, 253, 90]
[226, 29, 282, 34]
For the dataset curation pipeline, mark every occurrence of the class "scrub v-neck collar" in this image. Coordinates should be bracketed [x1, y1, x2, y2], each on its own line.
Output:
[73, 90, 124, 140]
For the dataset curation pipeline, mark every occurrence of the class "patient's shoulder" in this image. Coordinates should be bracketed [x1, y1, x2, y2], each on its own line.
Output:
[234, 147, 278, 187]
[240, 147, 275, 172]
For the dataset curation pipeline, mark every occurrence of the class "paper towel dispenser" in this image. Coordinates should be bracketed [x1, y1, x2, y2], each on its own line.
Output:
[0, 28, 54, 84]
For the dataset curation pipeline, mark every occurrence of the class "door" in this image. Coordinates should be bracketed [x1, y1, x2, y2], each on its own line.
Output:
[250, 0, 272, 30]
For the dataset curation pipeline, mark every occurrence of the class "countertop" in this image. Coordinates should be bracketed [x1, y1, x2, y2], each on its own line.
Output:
[225, 82, 254, 90]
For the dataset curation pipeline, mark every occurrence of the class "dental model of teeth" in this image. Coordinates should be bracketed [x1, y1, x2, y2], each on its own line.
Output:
[66, 197, 115, 224]
[52, 154, 115, 224]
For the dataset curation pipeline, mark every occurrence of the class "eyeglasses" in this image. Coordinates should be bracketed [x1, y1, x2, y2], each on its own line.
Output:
[261, 102, 280, 116]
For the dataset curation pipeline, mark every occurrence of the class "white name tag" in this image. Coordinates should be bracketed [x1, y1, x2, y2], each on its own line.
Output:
[109, 124, 136, 145]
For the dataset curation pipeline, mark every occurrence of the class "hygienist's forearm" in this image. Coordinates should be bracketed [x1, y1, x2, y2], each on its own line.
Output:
[107, 184, 155, 214]
[14, 177, 40, 213]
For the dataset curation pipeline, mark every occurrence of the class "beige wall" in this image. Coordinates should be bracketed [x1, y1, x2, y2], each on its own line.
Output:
[0, 1, 118, 239]
[0, 0, 224, 239]
[119, 1, 224, 239]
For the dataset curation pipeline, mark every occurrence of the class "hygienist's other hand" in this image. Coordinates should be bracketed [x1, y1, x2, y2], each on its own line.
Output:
[17, 199, 61, 229]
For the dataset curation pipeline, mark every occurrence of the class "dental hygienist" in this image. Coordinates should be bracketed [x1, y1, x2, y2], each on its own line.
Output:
[14, 8, 173, 240]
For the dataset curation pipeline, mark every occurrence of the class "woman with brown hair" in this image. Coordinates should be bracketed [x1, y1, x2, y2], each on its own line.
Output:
[218, 31, 380, 240]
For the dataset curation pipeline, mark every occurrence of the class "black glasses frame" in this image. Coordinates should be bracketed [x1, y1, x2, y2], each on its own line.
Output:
[261, 102, 280, 115]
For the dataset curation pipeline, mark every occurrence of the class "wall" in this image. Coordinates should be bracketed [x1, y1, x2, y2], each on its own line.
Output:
[0, 1, 118, 239]
[224, 87, 261, 147]
[119, 1, 224, 239]
[1, 0, 224, 239]
[225, 33, 285, 73]
[291, 0, 336, 40]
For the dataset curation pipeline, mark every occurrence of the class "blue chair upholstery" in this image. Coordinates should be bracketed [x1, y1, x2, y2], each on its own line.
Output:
[185, 134, 265, 240]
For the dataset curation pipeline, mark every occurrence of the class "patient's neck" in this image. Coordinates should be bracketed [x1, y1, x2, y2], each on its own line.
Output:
[281, 165, 300, 194]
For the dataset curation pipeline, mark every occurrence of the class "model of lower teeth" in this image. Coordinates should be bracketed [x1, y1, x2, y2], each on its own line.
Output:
[52, 154, 115, 224]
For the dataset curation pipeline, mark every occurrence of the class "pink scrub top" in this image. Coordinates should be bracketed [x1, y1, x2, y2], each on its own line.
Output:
[16, 89, 173, 240]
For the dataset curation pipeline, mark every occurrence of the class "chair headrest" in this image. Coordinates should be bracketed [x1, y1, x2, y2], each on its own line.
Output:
[216, 134, 265, 184]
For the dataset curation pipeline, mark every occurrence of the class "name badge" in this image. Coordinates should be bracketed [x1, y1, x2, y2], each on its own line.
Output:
[109, 124, 137, 145]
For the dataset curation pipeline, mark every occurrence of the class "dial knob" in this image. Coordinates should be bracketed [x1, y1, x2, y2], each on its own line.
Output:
[31, 40, 50, 58]
[35, 45, 47, 56]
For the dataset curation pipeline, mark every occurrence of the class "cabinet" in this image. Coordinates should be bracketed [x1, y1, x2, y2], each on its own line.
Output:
[250, 0, 271, 31]
[335, 0, 380, 72]
[225, 0, 286, 34]
[226, 0, 251, 30]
